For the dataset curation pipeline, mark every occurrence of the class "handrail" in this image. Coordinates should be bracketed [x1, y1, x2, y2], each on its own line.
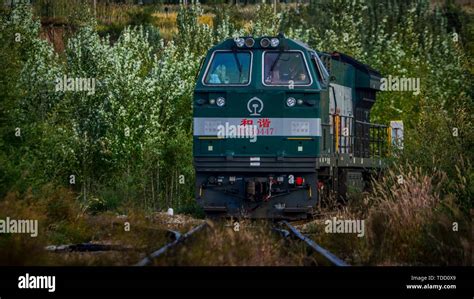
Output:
[329, 114, 388, 158]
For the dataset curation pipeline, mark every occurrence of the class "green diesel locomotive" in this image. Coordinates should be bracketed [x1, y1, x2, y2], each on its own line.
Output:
[193, 35, 390, 219]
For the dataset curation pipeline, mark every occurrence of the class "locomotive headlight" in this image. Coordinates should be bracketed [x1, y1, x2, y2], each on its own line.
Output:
[245, 37, 255, 48]
[209, 98, 216, 105]
[286, 97, 296, 107]
[297, 99, 304, 105]
[234, 37, 245, 48]
[216, 97, 226, 107]
[270, 38, 280, 47]
[260, 38, 271, 48]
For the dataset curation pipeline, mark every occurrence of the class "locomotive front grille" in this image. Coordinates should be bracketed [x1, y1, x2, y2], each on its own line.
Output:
[194, 156, 318, 173]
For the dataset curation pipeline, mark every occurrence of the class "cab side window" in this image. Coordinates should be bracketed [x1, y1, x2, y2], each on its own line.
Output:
[204, 51, 251, 85]
[310, 51, 330, 87]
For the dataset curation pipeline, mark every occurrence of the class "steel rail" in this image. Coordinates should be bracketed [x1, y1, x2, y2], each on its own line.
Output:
[280, 220, 350, 267]
[135, 222, 208, 266]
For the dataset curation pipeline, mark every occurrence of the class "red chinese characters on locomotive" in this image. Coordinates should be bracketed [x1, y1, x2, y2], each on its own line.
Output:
[240, 118, 275, 135]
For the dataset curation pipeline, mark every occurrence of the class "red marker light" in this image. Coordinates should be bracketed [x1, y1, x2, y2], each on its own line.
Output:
[295, 177, 304, 186]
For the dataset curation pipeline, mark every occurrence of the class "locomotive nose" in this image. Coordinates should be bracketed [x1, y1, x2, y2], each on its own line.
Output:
[193, 90, 321, 158]
[219, 91, 320, 157]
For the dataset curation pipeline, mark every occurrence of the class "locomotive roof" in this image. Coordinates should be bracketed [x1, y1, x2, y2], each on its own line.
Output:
[329, 51, 382, 78]
[203, 36, 381, 90]
[292, 39, 313, 50]
[211, 36, 381, 77]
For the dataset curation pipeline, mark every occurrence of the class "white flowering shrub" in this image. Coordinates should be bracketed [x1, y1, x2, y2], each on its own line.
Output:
[0, 4, 210, 210]
[175, 4, 214, 56]
[246, 5, 282, 37]
[214, 9, 241, 42]
[64, 23, 202, 208]
[7, 3, 62, 122]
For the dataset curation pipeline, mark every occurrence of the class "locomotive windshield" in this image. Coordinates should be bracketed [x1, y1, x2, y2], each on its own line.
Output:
[263, 51, 311, 85]
[204, 51, 251, 85]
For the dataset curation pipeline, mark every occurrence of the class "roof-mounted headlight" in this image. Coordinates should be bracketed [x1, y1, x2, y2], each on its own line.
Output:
[234, 37, 245, 48]
[270, 38, 280, 47]
[245, 37, 255, 48]
[260, 38, 270, 48]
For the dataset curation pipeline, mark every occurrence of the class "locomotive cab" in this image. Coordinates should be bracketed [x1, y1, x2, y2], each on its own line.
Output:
[193, 35, 387, 219]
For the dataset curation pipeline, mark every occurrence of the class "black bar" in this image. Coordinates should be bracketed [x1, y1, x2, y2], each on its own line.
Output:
[0, 267, 471, 298]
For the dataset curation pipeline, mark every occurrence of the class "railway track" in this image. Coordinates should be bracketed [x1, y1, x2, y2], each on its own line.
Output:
[135, 222, 208, 266]
[134, 217, 348, 267]
[274, 220, 349, 267]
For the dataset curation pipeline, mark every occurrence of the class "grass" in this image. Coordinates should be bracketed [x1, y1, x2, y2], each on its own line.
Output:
[152, 11, 214, 40]
[0, 186, 314, 266]
[33, 2, 215, 42]
[302, 164, 471, 266]
[151, 220, 310, 266]
[0, 182, 344, 266]
[0, 191, 49, 266]
[0, 166, 470, 266]
[0, 185, 199, 266]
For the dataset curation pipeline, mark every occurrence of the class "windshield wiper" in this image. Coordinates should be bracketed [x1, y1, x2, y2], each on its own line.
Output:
[232, 51, 242, 78]
[269, 51, 283, 73]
